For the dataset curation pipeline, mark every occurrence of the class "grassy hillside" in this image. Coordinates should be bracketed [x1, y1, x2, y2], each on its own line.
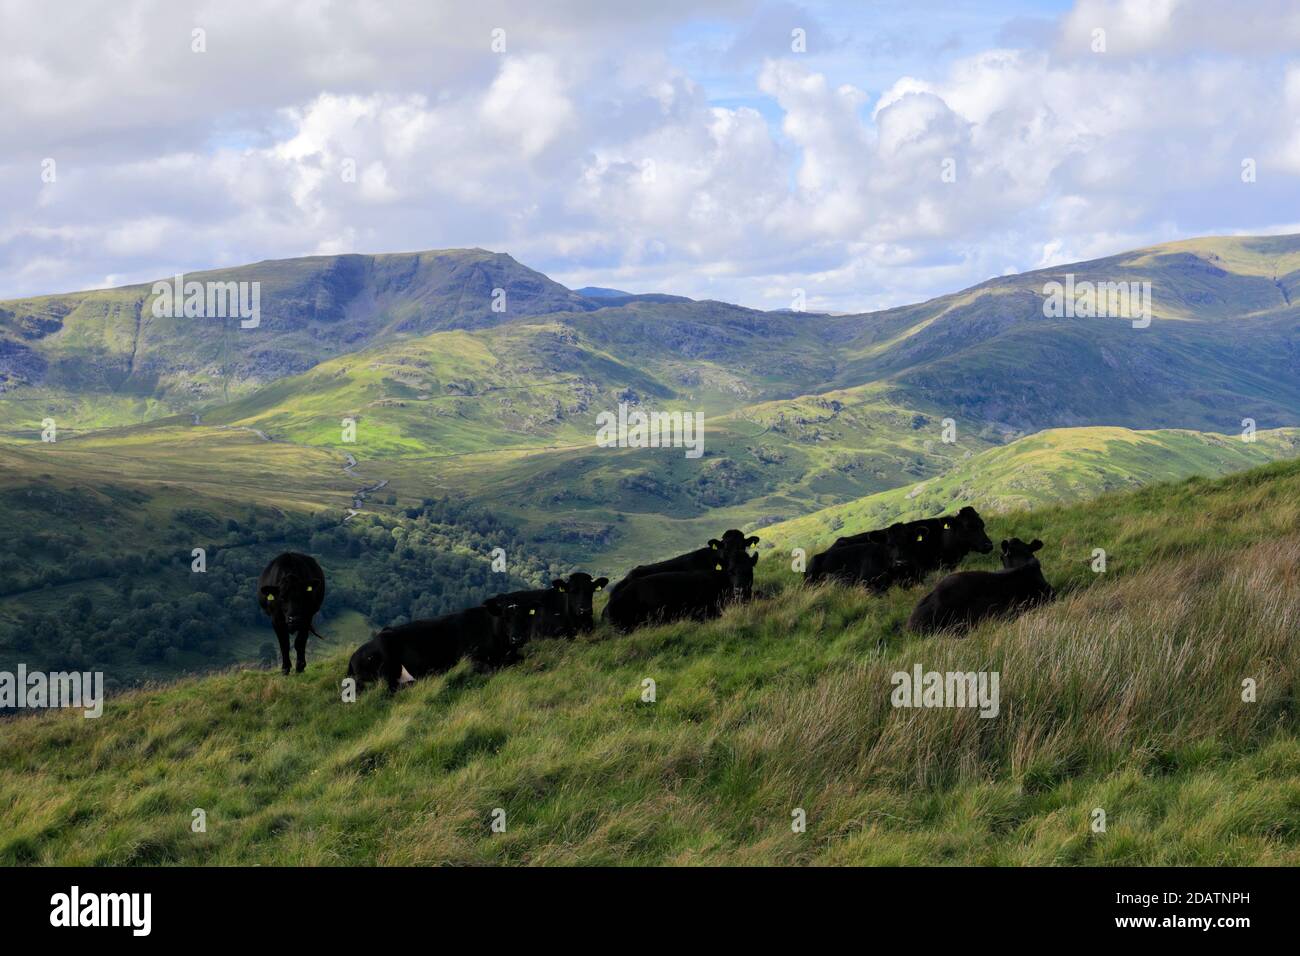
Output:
[6, 234, 1300, 442]
[0, 249, 597, 430]
[4, 460, 1299, 865]
[759, 425, 1300, 552]
[839, 234, 1300, 434]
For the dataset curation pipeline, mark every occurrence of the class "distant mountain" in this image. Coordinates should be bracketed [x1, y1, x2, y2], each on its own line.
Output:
[575, 286, 632, 298]
[0, 249, 594, 409]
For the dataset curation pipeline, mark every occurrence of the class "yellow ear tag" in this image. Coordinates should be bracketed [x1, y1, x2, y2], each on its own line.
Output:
[715, 564, 723, 571]
[916, 535, 923, 542]
[557, 586, 565, 592]
[529, 609, 536, 616]
[306, 586, 313, 592]
[943, 523, 950, 530]
[267, 594, 274, 601]
[595, 585, 603, 591]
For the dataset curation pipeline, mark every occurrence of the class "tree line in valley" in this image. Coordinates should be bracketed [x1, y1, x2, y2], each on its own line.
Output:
[0, 494, 556, 692]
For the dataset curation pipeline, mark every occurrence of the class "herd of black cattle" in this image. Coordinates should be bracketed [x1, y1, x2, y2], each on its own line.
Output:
[255, 507, 1055, 692]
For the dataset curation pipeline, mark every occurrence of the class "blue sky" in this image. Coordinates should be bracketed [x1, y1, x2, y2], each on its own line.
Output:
[2, 0, 1299, 312]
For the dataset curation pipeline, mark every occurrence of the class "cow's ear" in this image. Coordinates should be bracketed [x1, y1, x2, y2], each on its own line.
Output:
[551, 580, 566, 592]
[745, 535, 760, 547]
[594, 577, 609, 590]
[1030, 539, 1043, 551]
[708, 539, 720, 550]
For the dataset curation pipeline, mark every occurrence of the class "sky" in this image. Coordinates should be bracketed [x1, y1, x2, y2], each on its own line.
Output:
[3, 0, 1300, 312]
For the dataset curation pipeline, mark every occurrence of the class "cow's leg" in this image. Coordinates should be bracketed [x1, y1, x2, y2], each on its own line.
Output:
[380, 650, 404, 693]
[274, 617, 292, 675]
[294, 626, 310, 673]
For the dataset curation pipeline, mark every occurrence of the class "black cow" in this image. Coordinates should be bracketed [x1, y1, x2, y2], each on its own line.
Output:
[806, 523, 933, 590]
[805, 540, 894, 590]
[833, 506, 993, 575]
[346, 639, 384, 686]
[604, 553, 757, 632]
[551, 572, 609, 635]
[258, 552, 326, 674]
[606, 529, 760, 603]
[476, 572, 610, 643]
[353, 592, 546, 692]
[906, 537, 1053, 634]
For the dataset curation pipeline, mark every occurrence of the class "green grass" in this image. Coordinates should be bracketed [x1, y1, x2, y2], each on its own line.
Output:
[4, 459, 1299, 865]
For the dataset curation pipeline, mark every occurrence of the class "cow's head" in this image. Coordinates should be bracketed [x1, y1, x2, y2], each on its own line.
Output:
[259, 572, 320, 628]
[708, 529, 760, 556]
[552, 573, 609, 632]
[708, 547, 758, 601]
[707, 529, 759, 598]
[1000, 537, 1043, 569]
[483, 593, 545, 647]
[346, 639, 383, 688]
[945, 506, 994, 555]
[885, 523, 932, 582]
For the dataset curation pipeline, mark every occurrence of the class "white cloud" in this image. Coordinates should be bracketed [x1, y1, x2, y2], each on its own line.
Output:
[2, 0, 1299, 313]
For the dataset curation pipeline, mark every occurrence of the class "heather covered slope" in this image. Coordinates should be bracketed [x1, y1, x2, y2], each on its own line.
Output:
[3, 460, 1298, 865]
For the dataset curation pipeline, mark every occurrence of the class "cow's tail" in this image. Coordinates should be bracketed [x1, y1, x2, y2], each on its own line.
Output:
[310, 624, 329, 642]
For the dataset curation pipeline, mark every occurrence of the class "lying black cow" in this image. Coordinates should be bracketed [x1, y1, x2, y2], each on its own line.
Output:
[806, 523, 935, 590]
[805, 540, 894, 590]
[486, 571, 608, 641]
[833, 506, 993, 575]
[605, 553, 757, 632]
[351, 592, 546, 692]
[906, 537, 1053, 634]
[258, 552, 326, 674]
[606, 529, 759, 604]
[551, 572, 609, 635]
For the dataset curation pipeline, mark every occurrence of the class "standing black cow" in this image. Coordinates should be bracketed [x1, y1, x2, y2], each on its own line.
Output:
[906, 537, 1053, 634]
[605, 529, 760, 604]
[604, 552, 758, 632]
[258, 552, 326, 674]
